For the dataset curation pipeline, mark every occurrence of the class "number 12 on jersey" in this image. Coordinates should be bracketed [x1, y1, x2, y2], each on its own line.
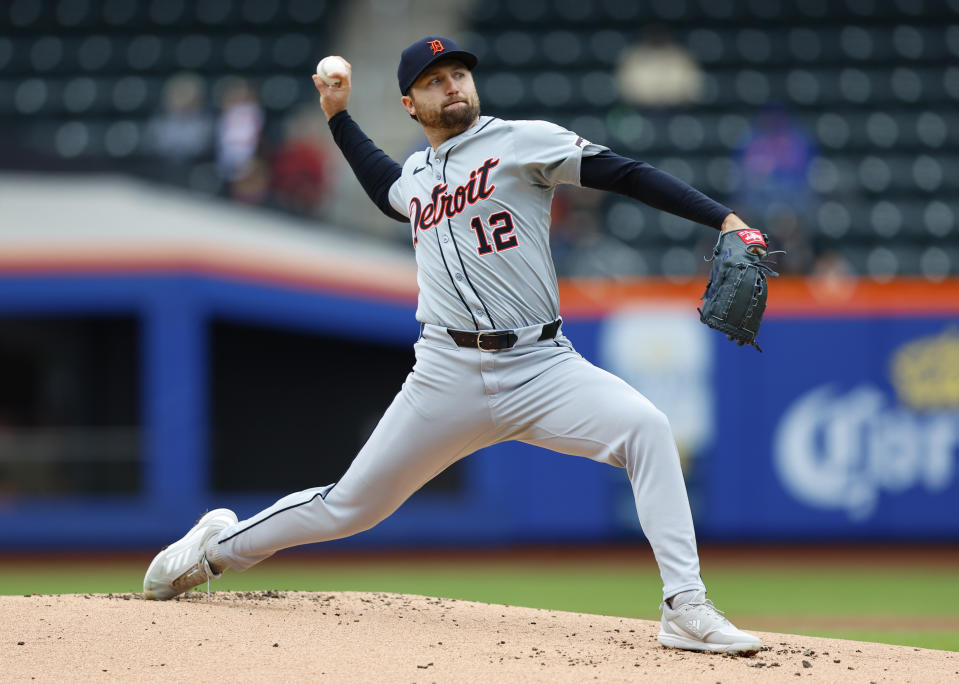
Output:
[470, 211, 518, 255]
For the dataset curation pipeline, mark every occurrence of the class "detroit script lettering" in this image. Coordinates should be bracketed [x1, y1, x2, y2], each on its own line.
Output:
[409, 157, 500, 242]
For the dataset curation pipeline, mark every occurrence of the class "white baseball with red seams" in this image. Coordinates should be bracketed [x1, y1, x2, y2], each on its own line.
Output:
[315, 56, 347, 86]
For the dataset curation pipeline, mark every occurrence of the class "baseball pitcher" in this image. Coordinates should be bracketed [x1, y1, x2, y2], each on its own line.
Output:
[144, 36, 764, 655]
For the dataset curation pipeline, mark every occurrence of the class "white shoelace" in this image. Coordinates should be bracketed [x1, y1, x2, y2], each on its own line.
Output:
[200, 553, 215, 597]
[686, 598, 730, 625]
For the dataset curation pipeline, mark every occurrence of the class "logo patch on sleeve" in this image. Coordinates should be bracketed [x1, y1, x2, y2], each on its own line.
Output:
[737, 229, 766, 247]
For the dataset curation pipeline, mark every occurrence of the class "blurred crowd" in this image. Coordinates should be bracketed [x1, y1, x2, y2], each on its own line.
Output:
[552, 29, 821, 278]
[144, 71, 332, 217]
[140, 44, 829, 279]
[2, 0, 957, 279]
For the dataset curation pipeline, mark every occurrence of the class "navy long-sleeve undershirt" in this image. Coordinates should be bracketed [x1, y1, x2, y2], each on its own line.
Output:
[327, 110, 406, 222]
[328, 111, 731, 230]
[580, 150, 731, 230]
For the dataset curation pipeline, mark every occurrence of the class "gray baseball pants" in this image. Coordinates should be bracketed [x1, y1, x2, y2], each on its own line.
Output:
[206, 321, 705, 600]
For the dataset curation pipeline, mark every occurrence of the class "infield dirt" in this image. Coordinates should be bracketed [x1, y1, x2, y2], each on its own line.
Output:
[3, 591, 956, 683]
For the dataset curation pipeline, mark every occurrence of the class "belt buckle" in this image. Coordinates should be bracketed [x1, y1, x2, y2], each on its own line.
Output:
[476, 331, 500, 352]
[476, 330, 517, 352]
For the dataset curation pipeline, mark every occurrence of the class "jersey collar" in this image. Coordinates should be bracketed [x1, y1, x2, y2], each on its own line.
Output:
[433, 116, 493, 155]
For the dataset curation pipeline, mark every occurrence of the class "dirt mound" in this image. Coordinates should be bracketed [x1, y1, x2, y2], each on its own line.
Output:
[4, 591, 956, 682]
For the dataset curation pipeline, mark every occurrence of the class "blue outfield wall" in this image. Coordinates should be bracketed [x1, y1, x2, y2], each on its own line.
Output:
[701, 316, 959, 541]
[0, 273, 614, 549]
[0, 273, 956, 548]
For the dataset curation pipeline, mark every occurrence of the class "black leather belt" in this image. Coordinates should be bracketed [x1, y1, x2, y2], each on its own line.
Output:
[446, 319, 561, 351]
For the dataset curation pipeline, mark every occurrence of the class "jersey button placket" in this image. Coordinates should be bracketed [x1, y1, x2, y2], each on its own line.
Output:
[439, 226, 485, 325]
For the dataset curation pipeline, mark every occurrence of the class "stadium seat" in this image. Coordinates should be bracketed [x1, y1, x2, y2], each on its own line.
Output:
[923, 199, 957, 238]
[481, 72, 528, 110]
[796, 0, 831, 20]
[684, 28, 726, 65]
[14, 78, 57, 116]
[785, 69, 822, 106]
[146, 0, 187, 27]
[223, 34, 264, 71]
[457, 32, 489, 64]
[865, 246, 902, 280]
[577, 71, 619, 108]
[892, 25, 926, 61]
[111, 76, 158, 115]
[124, 34, 167, 73]
[103, 119, 143, 158]
[733, 28, 772, 65]
[705, 156, 743, 196]
[260, 74, 302, 111]
[869, 200, 905, 239]
[553, 0, 599, 24]
[174, 35, 215, 71]
[9, 0, 46, 29]
[864, 111, 900, 149]
[195, 0, 237, 26]
[76, 35, 114, 73]
[241, 0, 281, 25]
[99, 0, 140, 27]
[62, 76, 105, 115]
[786, 28, 824, 63]
[604, 199, 648, 243]
[817, 200, 855, 241]
[919, 246, 956, 278]
[30, 35, 65, 73]
[512, 0, 551, 23]
[602, 0, 645, 21]
[284, 0, 328, 24]
[658, 245, 703, 281]
[567, 114, 609, 146]
[492, 31, 537, 67]
[541, 31, 582, 66]
[890, 66, 924, 103]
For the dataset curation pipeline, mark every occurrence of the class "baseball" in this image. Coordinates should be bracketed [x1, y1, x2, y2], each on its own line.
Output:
[316, 56, 347, 86]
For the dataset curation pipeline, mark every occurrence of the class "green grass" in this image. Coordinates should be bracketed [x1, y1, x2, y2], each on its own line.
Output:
[796, 629, 959, 653]
[704, 567, 959, 617]
[1, 555, 956, 651]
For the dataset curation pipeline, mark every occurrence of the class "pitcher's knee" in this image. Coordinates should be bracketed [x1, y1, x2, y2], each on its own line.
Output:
[322, 497, 398, 538]
[601, 402, 675, 469]
[622, 405, 678, 462]
[626, 402, 673, 441]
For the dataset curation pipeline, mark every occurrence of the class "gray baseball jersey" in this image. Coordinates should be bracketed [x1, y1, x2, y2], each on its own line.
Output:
[387, 116, 607, 331]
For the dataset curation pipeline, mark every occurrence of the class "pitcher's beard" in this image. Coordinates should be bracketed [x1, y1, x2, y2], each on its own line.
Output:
[417, 93, 481, 132]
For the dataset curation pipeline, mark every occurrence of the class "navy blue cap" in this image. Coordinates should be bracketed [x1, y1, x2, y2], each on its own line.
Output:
[397, 36, 478, 95]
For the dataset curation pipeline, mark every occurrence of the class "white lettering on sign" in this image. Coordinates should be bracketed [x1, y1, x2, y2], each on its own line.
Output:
[773, 385, 958, 520]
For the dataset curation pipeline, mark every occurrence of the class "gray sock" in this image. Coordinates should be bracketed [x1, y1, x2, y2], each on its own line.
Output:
[203, 538, 227, 575]
[669, 589, 705, 609]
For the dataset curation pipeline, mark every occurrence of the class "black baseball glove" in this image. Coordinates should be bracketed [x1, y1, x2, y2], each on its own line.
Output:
[698, 228, 780, 352]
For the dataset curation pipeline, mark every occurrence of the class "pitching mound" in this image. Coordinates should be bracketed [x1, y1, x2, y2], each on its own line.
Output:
[4, 591, 956, 682]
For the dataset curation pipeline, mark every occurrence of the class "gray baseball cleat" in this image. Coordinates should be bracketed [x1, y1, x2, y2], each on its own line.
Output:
[658, 590, 761, 655]
[143, 508, 237, 600]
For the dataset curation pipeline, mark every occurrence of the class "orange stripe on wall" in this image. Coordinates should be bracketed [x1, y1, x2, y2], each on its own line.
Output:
[0, 246, 420, 304]
[557, 277, 959, 317]
[1, 249, 957, 317]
